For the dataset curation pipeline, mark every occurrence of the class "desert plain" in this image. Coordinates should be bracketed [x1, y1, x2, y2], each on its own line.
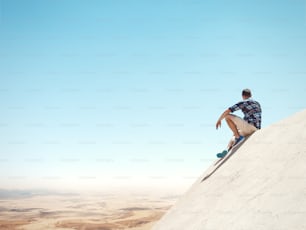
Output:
[0, 189, 178, 230]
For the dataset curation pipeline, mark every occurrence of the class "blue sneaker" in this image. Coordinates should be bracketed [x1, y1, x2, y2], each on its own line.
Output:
[233, 135, 245, 147]
[216, 150, 228, 158]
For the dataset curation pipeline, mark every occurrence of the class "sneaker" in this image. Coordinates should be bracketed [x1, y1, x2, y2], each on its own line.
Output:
[233, 135, 245, 147]
[216, 150, 228, 158]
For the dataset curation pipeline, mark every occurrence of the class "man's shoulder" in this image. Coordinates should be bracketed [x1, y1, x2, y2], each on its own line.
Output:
[251, 100, 261, 107]
[246, 99, 261, 105]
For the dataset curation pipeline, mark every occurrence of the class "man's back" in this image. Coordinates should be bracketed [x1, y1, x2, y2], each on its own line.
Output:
[229, 99, 262, 129]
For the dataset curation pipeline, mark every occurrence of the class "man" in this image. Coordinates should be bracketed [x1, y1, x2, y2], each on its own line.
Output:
[215, 88, 262, 158]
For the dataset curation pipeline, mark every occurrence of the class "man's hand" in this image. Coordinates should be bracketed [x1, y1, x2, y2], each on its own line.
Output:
[216, 109, 230, 130]
[216, 120, 221, 129]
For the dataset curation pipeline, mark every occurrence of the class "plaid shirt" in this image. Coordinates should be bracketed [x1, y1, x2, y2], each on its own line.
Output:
[229, 99, 262, 129]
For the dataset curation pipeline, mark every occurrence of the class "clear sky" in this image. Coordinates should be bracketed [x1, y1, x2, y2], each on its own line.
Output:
[0, 0, 306, 192]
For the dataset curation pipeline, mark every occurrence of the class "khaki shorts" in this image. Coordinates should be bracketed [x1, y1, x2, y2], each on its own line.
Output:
[230, 115, 258, 136]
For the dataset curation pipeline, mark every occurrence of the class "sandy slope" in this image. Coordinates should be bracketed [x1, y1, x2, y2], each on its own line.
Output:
[153, 109, 306, 230]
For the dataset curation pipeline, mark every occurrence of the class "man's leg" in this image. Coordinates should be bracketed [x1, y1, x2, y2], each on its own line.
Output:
[225, 115, 240, 138]
[230, 115, 258, 136]
[227, 136, 236, 150]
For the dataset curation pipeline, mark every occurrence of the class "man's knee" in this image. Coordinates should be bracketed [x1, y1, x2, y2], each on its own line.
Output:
[225, 114, 234, 122]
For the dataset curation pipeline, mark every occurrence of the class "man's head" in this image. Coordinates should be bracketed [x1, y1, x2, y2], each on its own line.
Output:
[242, 88, 252, 99]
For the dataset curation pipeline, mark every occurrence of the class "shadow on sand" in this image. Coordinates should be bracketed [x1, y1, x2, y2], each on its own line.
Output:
[201, 137, 249, 182]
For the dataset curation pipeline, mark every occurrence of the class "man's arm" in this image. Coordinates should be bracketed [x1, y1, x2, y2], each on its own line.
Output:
[216, 109, 231, 129]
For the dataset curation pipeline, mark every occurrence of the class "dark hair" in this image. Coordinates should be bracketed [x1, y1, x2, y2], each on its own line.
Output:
[242, 89, 252, 97]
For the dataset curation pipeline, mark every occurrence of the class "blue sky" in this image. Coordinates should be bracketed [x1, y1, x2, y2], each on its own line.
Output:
[0, 0, 306, 192]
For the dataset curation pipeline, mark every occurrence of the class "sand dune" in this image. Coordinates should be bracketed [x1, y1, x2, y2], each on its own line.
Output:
[153, 109, 306, 230]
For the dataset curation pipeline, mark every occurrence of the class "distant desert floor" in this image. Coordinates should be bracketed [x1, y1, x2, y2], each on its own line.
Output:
[0, 190, 179, 230]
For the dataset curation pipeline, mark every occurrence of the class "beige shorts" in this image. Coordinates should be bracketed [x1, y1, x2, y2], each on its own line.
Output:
[230, 115, 258, 136]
